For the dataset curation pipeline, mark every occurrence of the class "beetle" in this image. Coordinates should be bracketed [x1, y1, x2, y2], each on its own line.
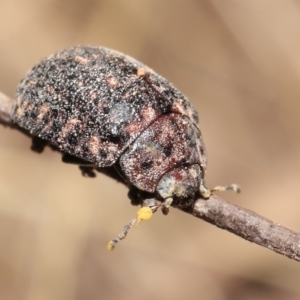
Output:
[11, 46, 240, 250]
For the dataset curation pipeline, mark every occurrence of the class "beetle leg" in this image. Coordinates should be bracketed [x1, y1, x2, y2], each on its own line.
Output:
[78, 166, 96, 178]
[31, 136, 48, 153]
[62, 153, 94, 166]
[199, 178, 211, 199]
[61, 154, 97, 177]
[160, 197, 173, 215]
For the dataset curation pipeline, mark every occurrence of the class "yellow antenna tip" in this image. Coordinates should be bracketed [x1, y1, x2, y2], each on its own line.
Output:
[137, 207, 153, 220]
[107, 206, 154, 251]
[107, 241, 115, 251]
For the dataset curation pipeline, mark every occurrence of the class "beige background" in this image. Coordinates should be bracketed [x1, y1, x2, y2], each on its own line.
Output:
[1, 1, 300, 299]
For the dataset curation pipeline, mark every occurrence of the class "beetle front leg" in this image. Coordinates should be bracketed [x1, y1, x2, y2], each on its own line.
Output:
[199, 177, 241, 199]
[160, 197, 173, 215]
[199, 178, 211, 199]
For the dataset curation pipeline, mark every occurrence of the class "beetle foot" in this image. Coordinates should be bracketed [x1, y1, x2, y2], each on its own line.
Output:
[160, 197, 173, 215]
[199, 183, 211, 199]
[31, 136, 48, 153]
[79, 166, 97, 178]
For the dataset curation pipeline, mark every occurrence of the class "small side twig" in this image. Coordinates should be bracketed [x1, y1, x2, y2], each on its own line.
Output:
[1, 90, 300, 262]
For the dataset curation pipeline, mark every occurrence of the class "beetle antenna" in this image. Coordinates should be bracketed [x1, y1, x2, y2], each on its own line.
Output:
[211, 184, 241, 194]
[107, 206, 155, 251]
[200, 180, 241, 199]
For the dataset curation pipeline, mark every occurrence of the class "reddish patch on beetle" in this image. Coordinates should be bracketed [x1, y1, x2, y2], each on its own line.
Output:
[124, 105, 157, 135]
[172, 98, 199, 125]
[123, 120, 140, 135]
[137, 68, 146, 78]
[87, 136, 119, 163]
[15, 98, 26, 118]
[46, 86, 55, 94]
[37, 104, 50, 123]
[60, 118, 81, 138]
[88, 135, 101, 156]
[75, 56, 89, 64]
[106, 144, 119, 162]
[120, 113, 200, 192]
[105, 75, 119, 88]
[172, 99, 186, 115]
[16, 99, 34, 120]
[97, 101, 106, 110]
[89, 91, 98, 100]
[141, 105, 156, 122]
[41, 120, 53, 134]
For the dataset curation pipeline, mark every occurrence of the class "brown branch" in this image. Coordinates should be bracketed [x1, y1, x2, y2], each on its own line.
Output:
[182, 196, 300, 261]
[0, 91, 15, 127]
[1, 91, 300, 261]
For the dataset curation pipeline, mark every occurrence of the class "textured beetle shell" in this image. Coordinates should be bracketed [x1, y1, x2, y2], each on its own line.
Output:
[120, 113, 203, 192]
[12, 46, 206, 169]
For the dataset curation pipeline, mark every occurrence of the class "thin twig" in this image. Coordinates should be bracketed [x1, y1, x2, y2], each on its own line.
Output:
[0, 91, 15, 127]
[183, 196, 300, 261]
[1, 91, 300, 262]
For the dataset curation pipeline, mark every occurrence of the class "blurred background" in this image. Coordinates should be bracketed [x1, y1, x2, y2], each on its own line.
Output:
[1, 0, 300, 299]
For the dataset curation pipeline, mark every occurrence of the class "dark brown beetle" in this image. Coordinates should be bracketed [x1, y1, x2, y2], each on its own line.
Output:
[11, 46, 239, 250]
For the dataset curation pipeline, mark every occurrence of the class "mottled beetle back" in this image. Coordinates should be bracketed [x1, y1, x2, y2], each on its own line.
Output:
[11, 46, 240, 250]
[12, 46, 205, 168]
